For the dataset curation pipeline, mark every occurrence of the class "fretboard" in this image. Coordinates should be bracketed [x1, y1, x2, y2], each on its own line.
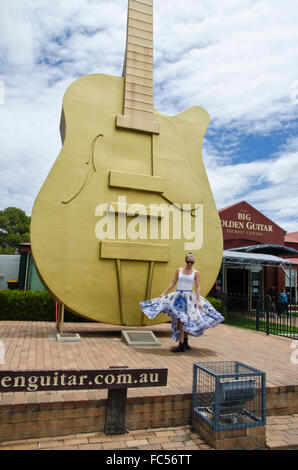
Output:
[116, 0, 160, 134]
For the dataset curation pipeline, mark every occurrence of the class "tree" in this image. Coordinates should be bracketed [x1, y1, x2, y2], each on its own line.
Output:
[0, 207, 30, 254]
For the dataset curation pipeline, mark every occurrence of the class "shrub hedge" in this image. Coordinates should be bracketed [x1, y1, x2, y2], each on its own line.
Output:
[0, 289, 223, 322]
[206, 296, 223, 313]
[0, 290, 89, 322]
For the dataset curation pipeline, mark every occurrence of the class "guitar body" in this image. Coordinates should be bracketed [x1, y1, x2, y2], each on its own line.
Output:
[30, 73, 223, 326]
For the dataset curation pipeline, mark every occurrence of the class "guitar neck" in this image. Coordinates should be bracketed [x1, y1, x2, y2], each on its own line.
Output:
[116, 0, 160, 134]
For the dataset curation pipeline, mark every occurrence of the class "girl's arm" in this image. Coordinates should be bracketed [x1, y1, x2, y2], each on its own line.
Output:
[160, 269, 179, 297]
[195, 271, 203, 308]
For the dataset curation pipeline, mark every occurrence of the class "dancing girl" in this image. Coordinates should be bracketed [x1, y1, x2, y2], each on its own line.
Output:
[140, 252, 224, 353]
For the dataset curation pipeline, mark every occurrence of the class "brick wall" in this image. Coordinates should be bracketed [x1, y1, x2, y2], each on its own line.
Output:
[0, 393, 192, 442]
[192, 413, 267, 450]
[266, 386, 298, 416]
[0, 387, 297, 443]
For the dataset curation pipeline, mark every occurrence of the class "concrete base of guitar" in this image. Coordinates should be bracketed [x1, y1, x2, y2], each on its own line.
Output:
[56, 333, 81, 342]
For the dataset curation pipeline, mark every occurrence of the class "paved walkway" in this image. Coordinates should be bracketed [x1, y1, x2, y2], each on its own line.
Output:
[1, 416, 298, 450]
[0, 321, 297, 450]
[0, 425, 211, 450]
[266, 414, 298, 450]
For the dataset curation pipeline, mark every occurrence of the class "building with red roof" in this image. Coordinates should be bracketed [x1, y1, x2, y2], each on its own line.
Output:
[217, 201, 298, 304]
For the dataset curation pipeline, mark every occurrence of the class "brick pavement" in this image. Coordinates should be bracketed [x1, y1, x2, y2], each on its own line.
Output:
[0, 321, 297, 391]
[0, 425, 211, 450]
[266, 414, 298, 450]
[0, 417, 297, 450]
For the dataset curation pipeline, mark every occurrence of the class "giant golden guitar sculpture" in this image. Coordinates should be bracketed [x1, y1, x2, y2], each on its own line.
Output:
[30, 0, 223, 327]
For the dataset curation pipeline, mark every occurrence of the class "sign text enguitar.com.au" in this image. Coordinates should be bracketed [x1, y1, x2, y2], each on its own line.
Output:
[0, 368, 168, 393]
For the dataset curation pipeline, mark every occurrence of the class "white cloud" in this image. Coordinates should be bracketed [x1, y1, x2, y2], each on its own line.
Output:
[206, 137, 298, 232]
[154, 0, 298, 129]
[0, 0, 34, 69]
[0, 0, 297, 234]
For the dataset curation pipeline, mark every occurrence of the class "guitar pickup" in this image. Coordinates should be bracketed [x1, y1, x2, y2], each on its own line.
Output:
[109, 171, 164, 194]
[108, 202, 164, 219]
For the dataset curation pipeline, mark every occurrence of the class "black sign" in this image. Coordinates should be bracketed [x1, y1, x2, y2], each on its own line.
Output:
[0, 368, 168, 393]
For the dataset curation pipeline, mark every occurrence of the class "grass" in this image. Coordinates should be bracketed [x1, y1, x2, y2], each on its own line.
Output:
[225, 313, 298, 336]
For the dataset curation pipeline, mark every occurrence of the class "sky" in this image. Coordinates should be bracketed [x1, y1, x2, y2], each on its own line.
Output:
[0, 0, 298, 232]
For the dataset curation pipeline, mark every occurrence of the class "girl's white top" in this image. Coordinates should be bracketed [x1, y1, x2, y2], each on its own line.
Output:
[177, 268, 195, 291]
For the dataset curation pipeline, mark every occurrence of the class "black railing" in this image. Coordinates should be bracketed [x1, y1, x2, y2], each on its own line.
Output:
[223, 294, 298, 339]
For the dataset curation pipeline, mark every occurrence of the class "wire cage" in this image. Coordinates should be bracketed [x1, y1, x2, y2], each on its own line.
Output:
[193, 361, 266, 432]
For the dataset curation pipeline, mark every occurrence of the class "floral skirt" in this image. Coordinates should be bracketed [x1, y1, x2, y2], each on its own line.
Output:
[140, 290, 224, 342]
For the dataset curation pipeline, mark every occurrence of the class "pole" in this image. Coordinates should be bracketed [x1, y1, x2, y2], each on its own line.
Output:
[256, 296, 260, 331]
[59, 303, 65, 336]
[221, 261, 226, 318]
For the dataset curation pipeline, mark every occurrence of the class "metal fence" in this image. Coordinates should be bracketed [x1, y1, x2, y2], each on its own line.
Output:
[223, 294, 298, 339]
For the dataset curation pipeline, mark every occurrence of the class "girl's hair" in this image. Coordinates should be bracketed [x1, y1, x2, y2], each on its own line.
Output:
[185, 251, 195, 262]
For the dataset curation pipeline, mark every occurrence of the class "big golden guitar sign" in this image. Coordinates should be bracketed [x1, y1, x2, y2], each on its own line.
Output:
[221, 212, 273, 232]
[30, 0, 223, 326]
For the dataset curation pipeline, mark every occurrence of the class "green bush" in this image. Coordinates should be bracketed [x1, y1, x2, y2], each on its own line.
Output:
[206, 296, 223, 313]
[0, 290, 90, 322]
